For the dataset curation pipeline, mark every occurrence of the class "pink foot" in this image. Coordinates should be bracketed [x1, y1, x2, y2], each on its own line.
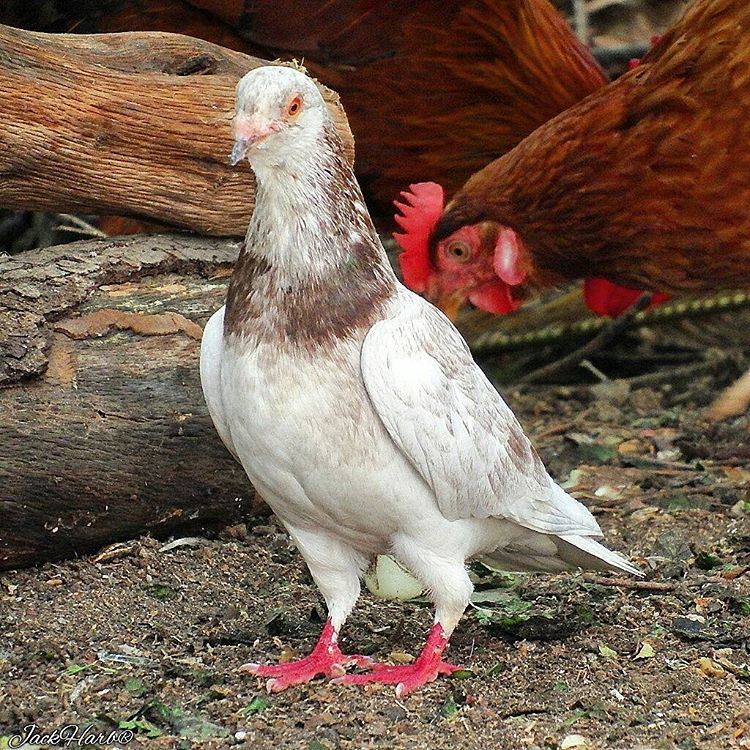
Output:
[332, 623, 461, 697]
[239, 619, 372, 692]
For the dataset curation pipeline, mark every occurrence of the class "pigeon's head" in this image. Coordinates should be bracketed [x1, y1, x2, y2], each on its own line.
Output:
[230, 66, 327, 168]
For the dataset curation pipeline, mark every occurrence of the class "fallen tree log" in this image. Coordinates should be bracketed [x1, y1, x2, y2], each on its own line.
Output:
[0, 25, 353, 236]
[0, 234, 263, 571]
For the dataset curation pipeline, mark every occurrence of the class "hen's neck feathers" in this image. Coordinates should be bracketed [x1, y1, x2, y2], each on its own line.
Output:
[224, 123, 396, 344]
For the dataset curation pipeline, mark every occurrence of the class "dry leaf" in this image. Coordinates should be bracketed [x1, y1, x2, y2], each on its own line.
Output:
[561, 734, 590, 749]
[635, 642, 655, 659]
[698, 657, 727, 678]
[389, 651, 415, 664]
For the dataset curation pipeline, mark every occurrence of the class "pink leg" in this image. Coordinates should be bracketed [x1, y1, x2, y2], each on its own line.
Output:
[239, 619, 373, 692]
[332, 623, 461, 697]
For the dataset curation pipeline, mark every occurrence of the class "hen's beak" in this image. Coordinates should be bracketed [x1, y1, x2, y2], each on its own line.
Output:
[426, 284, 465, 321]
[435, 293, 465, 321]
[229, 115, 281, 165]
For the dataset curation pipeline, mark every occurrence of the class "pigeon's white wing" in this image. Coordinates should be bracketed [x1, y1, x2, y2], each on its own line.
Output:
[200, 306, 238, 460]
[361, 293, 600, 536]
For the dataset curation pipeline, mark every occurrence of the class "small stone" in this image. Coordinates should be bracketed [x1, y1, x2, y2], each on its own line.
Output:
[220, 523, 249, 540]
[591, 379, 630, 405]
[698, 657, 726, 678]
[381, 705, 407, 722]
[629, 388, 663, 414]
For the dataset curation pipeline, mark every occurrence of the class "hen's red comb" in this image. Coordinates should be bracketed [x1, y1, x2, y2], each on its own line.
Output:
[393, 182, 445, 293]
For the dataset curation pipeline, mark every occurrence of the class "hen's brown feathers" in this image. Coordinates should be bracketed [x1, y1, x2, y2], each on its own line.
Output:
[330, 0, 607, 205]
[441, 0, 750, 294]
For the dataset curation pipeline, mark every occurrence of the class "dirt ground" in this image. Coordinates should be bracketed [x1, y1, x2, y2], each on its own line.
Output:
[1, 373, 749, 750]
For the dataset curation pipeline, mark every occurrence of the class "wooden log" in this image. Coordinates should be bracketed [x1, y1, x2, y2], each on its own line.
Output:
[0, 25, 354, 236]
[0, 234, 262, 571]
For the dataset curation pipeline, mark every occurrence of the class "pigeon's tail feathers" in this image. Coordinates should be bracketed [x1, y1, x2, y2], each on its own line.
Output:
[556, 534, 643, 577]
[479, 551, 572, 574]
[482, 530, 641, 577]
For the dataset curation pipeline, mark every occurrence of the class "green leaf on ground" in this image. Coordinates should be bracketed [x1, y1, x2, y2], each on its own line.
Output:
[471, 589, 532, 608]
[440, 693, 459, 719]
[124, 677, 146, 697]
[64, 663, 94, 676]
[486, 661, 506, 677]
[694, 551, 722, 570]
[144, 584, 177, 601]
[562, 708, 589, 728]
[118, 717, 163, 739]
[149, 702, 229, 740]
[240, 696, 270, 715]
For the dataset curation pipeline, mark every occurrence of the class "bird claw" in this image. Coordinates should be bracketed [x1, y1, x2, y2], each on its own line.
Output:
[239, 619, 375, 692]
[331, 622, 459, 695]
[240, 622, 457, 695]
[240, 652, 374, 691]
[331, 658, 461, 696]
[237, 661, 262, 675]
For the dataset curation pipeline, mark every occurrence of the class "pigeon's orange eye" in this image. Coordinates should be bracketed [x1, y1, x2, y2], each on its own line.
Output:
[445, 241, 471, 262]
[286, 96, 302, 117]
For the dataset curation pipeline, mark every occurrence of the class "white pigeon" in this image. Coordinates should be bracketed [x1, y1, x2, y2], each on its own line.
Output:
[200, 65, 640, 697]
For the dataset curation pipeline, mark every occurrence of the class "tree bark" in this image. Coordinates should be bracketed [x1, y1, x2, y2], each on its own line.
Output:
[0, 234, 262, 571]
[0, 25, 354, 236]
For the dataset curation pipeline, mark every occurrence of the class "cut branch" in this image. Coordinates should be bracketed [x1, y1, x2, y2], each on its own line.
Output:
[0, 25, 354, 236]
[0, 234, 263, 571]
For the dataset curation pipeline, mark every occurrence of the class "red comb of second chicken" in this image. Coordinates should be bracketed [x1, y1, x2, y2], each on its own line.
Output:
[393, 182, 444, 293]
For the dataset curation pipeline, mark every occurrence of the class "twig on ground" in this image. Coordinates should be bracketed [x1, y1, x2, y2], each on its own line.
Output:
[517, 294, 652, 385]
[580, 358, 610, 381]
[498, 706, 550, 720]
[531, 406, 595, 441]
[584, 575, 676, 591]
[619, 455, 700, 471]
[55, 213, 108, 238]
[637, 485, 740, 506]
[706, 366, 750, 421]
[623, 357, 733, 389]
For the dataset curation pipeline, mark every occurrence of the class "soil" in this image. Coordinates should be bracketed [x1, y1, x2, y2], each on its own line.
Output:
[0, 1, 744, 747]
[1, 374, 749, 750]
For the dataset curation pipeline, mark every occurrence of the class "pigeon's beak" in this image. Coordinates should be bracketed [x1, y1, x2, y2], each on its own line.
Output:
[230, 137, 250, 166]
[230, 115, 281, 165]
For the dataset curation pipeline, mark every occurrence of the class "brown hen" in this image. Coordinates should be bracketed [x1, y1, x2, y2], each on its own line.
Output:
[2, 0, 606, 213]
[431, 0, 750, 301]
[402, 0, 750, 415]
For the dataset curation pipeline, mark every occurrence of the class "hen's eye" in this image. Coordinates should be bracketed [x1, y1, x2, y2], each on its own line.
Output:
[445, 241, 471, 261]
[286, 96, 302, 117]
